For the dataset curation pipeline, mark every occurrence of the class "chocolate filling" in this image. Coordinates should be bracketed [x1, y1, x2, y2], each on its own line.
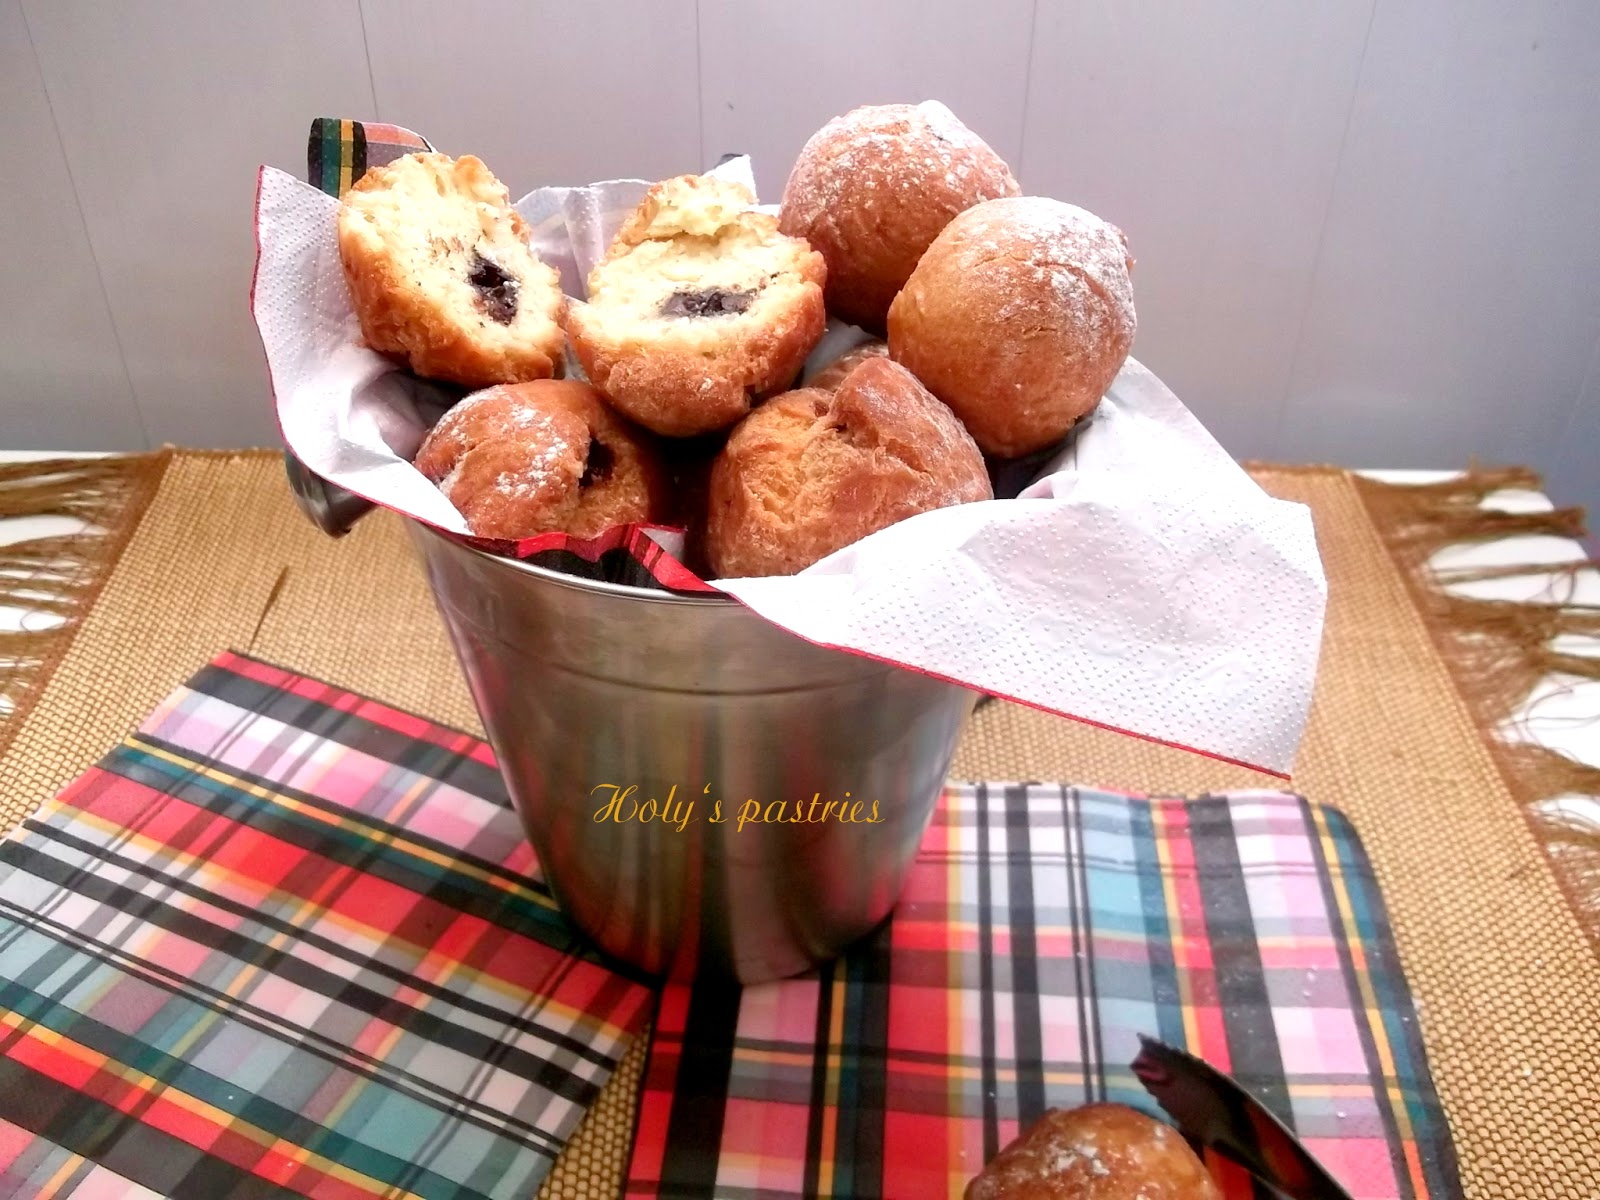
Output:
[579, 439, 615, 489]
[468, 251, 519, 324]
[660, 288, 753, 319]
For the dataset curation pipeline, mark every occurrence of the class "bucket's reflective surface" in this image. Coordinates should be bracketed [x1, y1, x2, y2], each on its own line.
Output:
[409, 523, 975, 982]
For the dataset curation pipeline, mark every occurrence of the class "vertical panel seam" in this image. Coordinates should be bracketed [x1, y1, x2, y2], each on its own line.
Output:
[355, 0, 382, 122]
[693, 0, 706, 171]
[1014, 0, 1041, 184]
[1552, 327, 1600, 459]
[1274, 0, 1382, 461]
[15, 0, 151, 450]
[1545, 325, 1600, 520]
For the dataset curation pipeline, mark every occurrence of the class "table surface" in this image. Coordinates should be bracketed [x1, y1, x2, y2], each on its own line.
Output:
[2, 455, 1596, 828]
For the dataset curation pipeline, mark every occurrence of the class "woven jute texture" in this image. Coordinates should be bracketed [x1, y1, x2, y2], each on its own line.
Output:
[1, 451, 1596, 1198]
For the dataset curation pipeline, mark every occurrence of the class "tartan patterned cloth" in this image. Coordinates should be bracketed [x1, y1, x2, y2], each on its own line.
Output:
[626, 784, 1462, 1199]
[307, 117, 431, 197]
[0, 651, 653, 1199]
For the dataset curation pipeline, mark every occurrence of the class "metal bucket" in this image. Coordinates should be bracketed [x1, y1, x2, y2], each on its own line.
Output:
[406, 521, 976, 983]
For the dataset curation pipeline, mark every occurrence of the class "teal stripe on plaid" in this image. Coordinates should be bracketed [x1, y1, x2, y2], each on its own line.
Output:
[0, 651, 653, 1200]
[0, 943, 512, 1199]
[828, 921, 892, 1197]
[627, 785, 1464, 1198]
[0, 1120, 161, 1198]
[308, 117, 432, 198]
[7, 818, 612, 1077]
[308, 117, 341, 196]
[0, 851, 597, 1123]
[1130, 797, 1188, 1052]
[184, 662, 508, 803]
[106, 737, 586, 954]
[1321, 807, 1463, 1197]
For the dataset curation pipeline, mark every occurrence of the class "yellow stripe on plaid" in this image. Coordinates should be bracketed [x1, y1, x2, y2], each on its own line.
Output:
[1310, 803, 1427, 1191]
[0, 1011, 424, 1200]
[815, 968, 850, 1196]
[339, 119, 357, 197]
[50, 764, 630, 1048]
[1150, 802, 1204, 1053]
[129, 735, 559, 912]
[36, 1151, 89, 1199]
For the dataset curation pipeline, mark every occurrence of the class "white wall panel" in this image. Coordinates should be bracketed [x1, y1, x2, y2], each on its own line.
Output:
[1281, 1, 1600, 475]
[0, 0, 144, 449]
[1020, 0, 1376, 461]
[1545, 333, 1599, 524]
[361, 0, 701, 190]
[22, 1, 376, 448]
[1, 0, 1594, 486]
[698, 0, 1034, 205]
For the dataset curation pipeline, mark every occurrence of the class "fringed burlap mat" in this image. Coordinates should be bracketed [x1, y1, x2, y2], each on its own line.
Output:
[1, 450, 1596, 1198]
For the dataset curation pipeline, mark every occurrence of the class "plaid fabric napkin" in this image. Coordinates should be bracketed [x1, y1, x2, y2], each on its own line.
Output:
[0, 651, 653, 1199]
[626, 785, 1462, 1200]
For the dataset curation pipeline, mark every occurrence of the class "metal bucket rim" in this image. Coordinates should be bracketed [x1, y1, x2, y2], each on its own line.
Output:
[409, 520, 738, 607]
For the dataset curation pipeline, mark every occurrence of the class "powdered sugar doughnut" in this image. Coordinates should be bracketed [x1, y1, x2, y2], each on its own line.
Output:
[779, 102, 1019, 333]
[965, 1103, 1219, 1200]
[414, 380, 667, 539]
[888, 196, 1136, 458]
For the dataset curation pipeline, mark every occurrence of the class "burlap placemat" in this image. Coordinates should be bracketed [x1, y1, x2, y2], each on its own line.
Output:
[1, 450, 1596, 1197]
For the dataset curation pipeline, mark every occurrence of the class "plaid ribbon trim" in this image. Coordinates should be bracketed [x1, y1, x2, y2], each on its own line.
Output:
[308, 117, 431, 197]
[309, 117, 711, 596]
[0, 651, 652, 1199]
[502, 526, 717, 593]
[626, 785, 1462, 1200]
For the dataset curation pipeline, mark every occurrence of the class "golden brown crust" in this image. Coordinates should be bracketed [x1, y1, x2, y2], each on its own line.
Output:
[564, 174, 828, 437]
[706, 357, 991, 578]
[607, 173, 758, 251]
[806, 339, 889, 391]
[779, 102, 1019, 333]
[965, 1104, 1220, 1200]
[413, 380, 668, 539]
[566, 290, 826, 437]
[888, 196, 1136, 458]
[338, 152, 566, 388]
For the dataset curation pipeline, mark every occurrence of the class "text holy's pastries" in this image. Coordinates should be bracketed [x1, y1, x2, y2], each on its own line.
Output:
[590, 783, 883, 833]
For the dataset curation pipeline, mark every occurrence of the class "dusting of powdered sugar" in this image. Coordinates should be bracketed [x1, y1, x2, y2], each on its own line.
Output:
[435, 389, 556, 439]
[1077, 1140, 1112, 1177]
[505, 404, 554, 430]
[435, 402, 573, 502]
[961, 196, 1136, 334]
[438, 458, 466, 500]
[917, 100, 986, 151]
[781, 102, 1015, 226]
[439, 388, 501, 421]
[493, 415, 572, 499]
[1037, 1136, 1111, 1182]
[1044, 1144, 1082, 1174]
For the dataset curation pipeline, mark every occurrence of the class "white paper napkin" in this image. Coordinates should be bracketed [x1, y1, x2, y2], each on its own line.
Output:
[251, 159, 1325, 775]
